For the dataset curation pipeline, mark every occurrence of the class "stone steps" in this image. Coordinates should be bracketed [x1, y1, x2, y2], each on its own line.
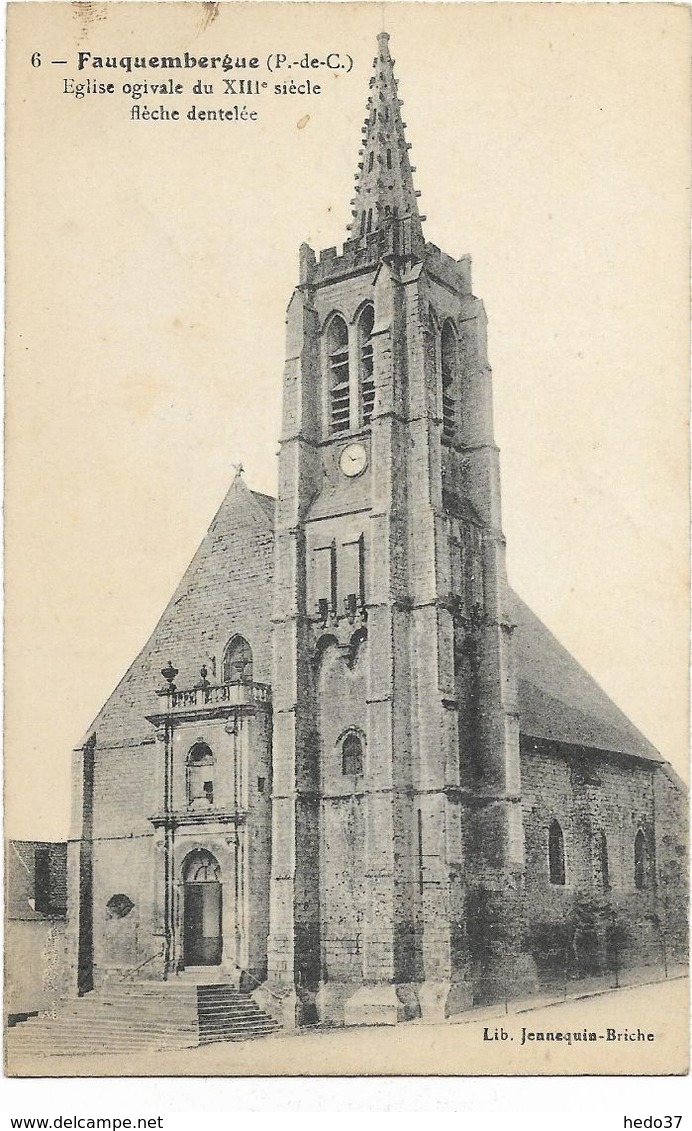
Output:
[197, 985, 280, 1044]
[7, 980, 280, 1061]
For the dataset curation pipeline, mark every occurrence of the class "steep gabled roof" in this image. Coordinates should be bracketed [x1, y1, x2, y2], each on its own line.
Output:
[77, 474, 274, 750]
[250, 490, 276, 527]
[509, 590, 661, 763]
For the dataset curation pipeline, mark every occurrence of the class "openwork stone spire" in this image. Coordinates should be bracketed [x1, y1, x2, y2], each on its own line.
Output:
[347, 32, 424, 242]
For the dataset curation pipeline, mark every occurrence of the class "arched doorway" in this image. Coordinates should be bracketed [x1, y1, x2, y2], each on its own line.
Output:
[182, 849, 222, 967]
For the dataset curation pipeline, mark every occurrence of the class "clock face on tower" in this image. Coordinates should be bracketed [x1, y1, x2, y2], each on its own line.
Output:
[339, 442, 368, 478]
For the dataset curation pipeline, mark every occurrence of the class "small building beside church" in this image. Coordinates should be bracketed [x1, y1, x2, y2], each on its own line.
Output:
[6, 842, 69, 1020]
[58, 33, 686, 1028]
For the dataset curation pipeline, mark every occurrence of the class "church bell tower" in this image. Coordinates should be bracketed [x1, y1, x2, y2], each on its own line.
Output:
[268, 32, 528, 1025]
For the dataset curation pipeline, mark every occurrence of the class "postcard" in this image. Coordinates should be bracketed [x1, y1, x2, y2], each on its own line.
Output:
[4, 1, 689, 1078]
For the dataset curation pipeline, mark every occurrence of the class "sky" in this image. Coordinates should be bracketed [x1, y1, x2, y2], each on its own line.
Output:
[5, 1, 690, 840]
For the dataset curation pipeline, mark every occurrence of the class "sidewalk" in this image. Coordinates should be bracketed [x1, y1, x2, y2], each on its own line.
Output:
[440, 962, 689, 1028]
[7, 966, 688, 1078]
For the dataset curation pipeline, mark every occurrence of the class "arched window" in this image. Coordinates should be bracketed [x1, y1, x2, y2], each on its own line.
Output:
[358, 304, 375, 426]
[187, 741, 215, 807]
[441, 321, 458, 444]
[599, 830, 610, 891]
[327, 315, 350, 434]
[183, 848, 221, 883]
[634, 830, 649, 890]
[341, 732, 364, 776]
[223, 635, 253, 683]
[548, 820, 566, 885]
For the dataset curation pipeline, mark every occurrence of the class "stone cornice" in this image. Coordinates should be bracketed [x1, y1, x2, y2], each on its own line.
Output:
[149, 808, 247, 830]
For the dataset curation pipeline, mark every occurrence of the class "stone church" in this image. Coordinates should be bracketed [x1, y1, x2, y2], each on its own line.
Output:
[63, 34, 686, 1028]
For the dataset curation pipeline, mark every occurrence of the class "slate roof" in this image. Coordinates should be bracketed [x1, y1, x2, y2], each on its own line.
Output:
[509, 590, 661, 764]
[250, 490, 276, 527]
[7, 841, 67, 920]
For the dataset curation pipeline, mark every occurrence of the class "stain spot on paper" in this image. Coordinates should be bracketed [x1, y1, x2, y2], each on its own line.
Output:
[72, 1, 107, 31]
[122, 371, 167, 421]
[200, 2, 220, 32]
[297, 114, 310, 130]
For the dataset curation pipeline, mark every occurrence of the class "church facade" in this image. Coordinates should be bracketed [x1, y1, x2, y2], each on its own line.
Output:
[66, 34, 687, 1027]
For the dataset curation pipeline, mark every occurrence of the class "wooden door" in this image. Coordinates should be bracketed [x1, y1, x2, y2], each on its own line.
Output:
[183, 881, 222, 966]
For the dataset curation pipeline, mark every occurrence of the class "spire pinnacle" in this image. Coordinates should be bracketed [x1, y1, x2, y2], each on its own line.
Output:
[347, 33, 423, 243]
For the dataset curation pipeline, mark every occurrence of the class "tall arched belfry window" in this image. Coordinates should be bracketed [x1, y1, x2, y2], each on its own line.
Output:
[358, 304, 375, 426]
[441, 320, 458, 444]
[634, 829, 649, 890]
[327, 315, 350, 434]
[548, 820, 566, 885]
[223, 634, 253, 683]
[425, 310, 439, 381]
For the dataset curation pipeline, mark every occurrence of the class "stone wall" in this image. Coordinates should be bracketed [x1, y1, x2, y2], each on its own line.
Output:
[5, 919, 69, 1016]
[520, 737, 684, 980]
[653, 765, 689, 963]
[68, 477, 275, 990]
[91, 834, 157, 981]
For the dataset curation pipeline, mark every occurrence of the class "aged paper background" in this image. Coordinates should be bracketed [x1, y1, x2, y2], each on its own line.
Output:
[4, 0, 690, 1083]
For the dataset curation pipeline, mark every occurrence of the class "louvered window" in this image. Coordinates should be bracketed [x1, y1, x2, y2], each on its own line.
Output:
[359, 304, 375, 426]
[328, 315, 350, 434]
[441, 321, 458, 444]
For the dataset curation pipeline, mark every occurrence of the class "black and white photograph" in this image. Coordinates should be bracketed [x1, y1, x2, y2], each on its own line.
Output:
[4, 0, 689, 1085]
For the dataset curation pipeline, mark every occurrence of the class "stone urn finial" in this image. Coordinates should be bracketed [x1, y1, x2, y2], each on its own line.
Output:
[161, 660, 179, 692]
